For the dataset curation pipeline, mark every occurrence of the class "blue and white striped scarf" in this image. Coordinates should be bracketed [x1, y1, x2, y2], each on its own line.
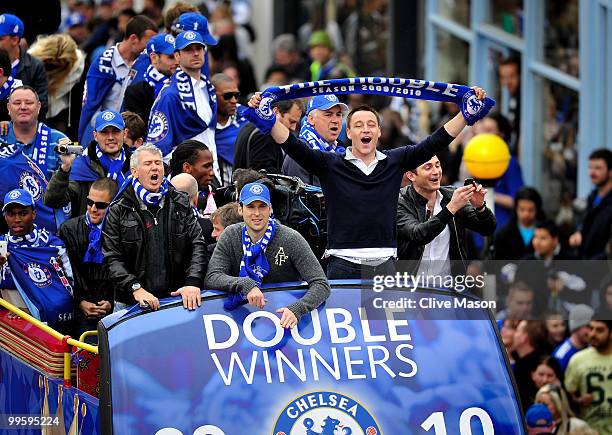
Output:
[246, 77, 496, 134]
[131, 176, 169, 206]
[239, 218, 277, 286]
[299, 120, 345, 153]
[96, 144, 127, 185]
[143, 64, 168, 98]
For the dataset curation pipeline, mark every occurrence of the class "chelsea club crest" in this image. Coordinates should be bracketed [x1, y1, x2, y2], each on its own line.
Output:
[24, 262, 52, 288]
[148, 110, 169, 143]
[273, 391, 381, 435]
[19, 172, 43, 201]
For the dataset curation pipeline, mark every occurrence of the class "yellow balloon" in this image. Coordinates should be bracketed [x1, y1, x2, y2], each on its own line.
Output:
[463, 133, 511, 180]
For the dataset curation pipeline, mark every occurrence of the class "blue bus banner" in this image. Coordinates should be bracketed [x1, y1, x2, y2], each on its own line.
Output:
[100, 285, 524, 435]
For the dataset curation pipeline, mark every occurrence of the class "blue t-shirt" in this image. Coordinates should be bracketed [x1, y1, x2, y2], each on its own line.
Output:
[518, 225, 535, 247]
[1, 122, 66, 180]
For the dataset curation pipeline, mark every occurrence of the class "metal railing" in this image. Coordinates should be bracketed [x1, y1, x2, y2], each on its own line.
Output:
[0, 297, 98, 387]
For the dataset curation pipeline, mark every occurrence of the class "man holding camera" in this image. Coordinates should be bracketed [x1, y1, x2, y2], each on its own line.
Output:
[44, 110, 132, 217]
[0, 86, 65, 180]
[396, 155, 496, 275]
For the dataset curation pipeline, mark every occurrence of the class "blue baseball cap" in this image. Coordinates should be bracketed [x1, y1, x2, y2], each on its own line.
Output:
[63, 12, 86, 29]
[2, 189, 34, 211]
[525, 404, 554, 431]
[174, 12, 217, 46]
[307, 95, 348, 115]
[94, 110, 125, 132]
[0, 14, 24, 38]
[174, 30, 207, 51]
[240, 183, 271, 206]
[147, 33, 176, 56]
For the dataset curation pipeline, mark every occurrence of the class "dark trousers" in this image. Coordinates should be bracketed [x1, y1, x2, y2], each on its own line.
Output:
[326, 256, 396, 279]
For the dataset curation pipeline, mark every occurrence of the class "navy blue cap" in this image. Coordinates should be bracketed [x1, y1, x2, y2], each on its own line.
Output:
[307, 95, 348, 115]
[174, 12, 217, 46]
[239, 183, 271, 206]
[2, 189, 34, 211]
[147, 33, 176, 56]
[0, 14, 24, 38]
[94, 110, 125, 132]
[174, 30, 207, 51]
[63, 12, 86, 29]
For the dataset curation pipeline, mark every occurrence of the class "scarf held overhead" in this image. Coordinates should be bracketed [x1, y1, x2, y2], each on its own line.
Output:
[249, 77, 495, 132]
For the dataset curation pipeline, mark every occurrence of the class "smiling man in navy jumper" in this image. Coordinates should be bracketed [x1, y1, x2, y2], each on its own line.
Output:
[248, 88, 488, 279]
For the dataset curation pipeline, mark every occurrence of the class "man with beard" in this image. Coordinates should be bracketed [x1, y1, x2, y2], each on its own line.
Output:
[565, 310, 612, 434]
[569, 149, 612, 259]
[103, 144, 207, 311]
[123, 33, 178, 125]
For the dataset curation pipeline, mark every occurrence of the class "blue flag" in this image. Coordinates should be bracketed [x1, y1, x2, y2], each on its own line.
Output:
[0, 145, 70, 233]
[147, 68, 217, 157]
[1, 228, 73, 327]
[78, 47, 118, 145]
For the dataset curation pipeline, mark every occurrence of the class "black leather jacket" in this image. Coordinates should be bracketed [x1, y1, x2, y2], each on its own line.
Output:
[102, 184, 208, 304]
[397, 185, 496, 272]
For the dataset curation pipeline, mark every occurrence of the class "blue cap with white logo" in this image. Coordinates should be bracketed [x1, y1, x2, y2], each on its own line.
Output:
[174, 12, 217, 46]
[147, 33, 176, 56]
[307, 95, 348, 115]
[0, 14, 24, 38]
[174, 30, 207, 51]
[94, 110, 125, 132]
[239, 182, 271, 206]
[63, 12, 86, 29]
[2, 189, 34, 211]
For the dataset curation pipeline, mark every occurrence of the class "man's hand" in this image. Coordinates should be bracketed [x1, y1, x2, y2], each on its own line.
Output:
[0, 253, 8, 267]
[79, 300, 109, 319]
[133, 287, 160, 310]
[0, 121, 8, 136]
[97, 300, 112, 314]
[59, 152, 76, 172]
[469, 183, 487, 209]
[277, 307, 298, 329]
[246, 287, 266, 309]
[171, 286, 201, 310]
[248, 92, 262, 109]
[446, 185, 474, 214]
[569, 231, 582, 248]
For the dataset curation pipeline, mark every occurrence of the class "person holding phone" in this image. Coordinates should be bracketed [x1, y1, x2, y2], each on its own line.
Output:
[396, 155, 496, 276]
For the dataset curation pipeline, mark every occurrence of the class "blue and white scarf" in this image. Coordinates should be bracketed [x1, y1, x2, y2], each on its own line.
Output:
[30, 122, 52, 177]
[0, 144, 69, 233]
[142, 64, 168, 99]
[245, 77, 496, 134]
[83, 212, 103, 264]
[0, 76, 19, 100]
[78, 46, 118, 144]
[132, 176, 169, 206]
[224, 219, 277, 310]
[147, 67, 217, 157]
[1, 226, 73, 326]
[299, 119, 345, 153]
[96, 144, 127, 185]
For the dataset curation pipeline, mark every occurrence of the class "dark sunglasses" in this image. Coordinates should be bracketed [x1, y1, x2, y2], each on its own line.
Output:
[87, 198, 110, 209]
[222, 92, 241, 101]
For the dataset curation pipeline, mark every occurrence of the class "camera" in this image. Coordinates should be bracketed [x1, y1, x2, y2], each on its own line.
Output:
[54, 142, 84, 156]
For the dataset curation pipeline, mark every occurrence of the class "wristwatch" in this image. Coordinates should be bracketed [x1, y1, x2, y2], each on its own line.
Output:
[476, 201, 487, 212]
[131, 282, 142, 291]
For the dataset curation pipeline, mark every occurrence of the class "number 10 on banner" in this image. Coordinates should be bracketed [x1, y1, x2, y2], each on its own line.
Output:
[421, 408, 495, 435]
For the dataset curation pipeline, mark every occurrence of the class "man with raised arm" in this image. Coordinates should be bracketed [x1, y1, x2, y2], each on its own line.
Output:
[247, 87, 488, 278]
